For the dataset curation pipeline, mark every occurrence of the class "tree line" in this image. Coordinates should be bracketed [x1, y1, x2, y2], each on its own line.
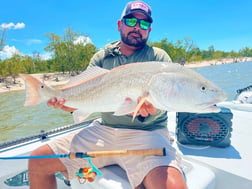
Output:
[1, 28, 252, 79]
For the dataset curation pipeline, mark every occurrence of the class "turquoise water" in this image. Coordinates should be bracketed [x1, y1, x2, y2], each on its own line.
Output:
[193, 61, 252, 100]
[0, 92, 73, 143]
[0, 61, 251, 143]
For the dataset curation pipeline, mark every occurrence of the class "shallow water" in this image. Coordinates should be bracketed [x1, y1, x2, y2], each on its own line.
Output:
[0, 91, 73, 143]
[193, 61, 252, 100]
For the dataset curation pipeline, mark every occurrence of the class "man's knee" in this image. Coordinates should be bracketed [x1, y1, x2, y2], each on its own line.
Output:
[28, 144, 66, 174]
[142, 166, 187, 189]
[166, 166, 187, 189]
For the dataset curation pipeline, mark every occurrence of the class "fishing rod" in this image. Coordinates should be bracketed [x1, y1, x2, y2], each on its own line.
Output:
[0, 148, 166, 184]
[0, 148, 166, 160]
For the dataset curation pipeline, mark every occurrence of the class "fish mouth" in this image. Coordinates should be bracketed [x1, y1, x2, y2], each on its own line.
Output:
[196, 102, 222, 113]
[194, 92, 227, 113]
[196, 101, 222, 113]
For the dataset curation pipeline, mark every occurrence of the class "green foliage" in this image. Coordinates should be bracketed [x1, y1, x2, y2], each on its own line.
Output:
[149, 38, 251, 64]
[239, 47, 252, 57]
[0, 55, 26, 77]
[32, 52, 49, 73]
[0, 28, 252, 78]
[44, 28, 98, 74]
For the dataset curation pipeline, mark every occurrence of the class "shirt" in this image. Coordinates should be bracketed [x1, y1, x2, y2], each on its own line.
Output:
[89, 40, 172, 131]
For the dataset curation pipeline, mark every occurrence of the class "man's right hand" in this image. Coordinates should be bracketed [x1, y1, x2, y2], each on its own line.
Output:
[47, 97, 77, 112]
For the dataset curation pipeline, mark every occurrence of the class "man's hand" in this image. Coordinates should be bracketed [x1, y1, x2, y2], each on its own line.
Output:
[128, 98, 157, 117]
[47, 97, 77, 112]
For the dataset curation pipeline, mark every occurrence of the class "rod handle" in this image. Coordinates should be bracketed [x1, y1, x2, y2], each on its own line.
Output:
[69, 148, 166, 159]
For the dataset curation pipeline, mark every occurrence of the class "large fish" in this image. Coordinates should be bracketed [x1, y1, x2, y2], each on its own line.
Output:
[20, 62, 227, 121]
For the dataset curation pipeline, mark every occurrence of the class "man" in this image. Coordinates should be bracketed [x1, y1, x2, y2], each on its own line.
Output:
[28, 1, 187, 189]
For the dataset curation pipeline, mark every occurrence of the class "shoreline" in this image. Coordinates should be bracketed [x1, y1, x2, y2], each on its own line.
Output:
[1, 57, 252, 94]
[184, 57, 252, 68]
[0, 73, 69, 94]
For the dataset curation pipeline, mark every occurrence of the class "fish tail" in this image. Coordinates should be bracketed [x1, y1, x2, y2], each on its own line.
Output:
[20, 74, 49, 107]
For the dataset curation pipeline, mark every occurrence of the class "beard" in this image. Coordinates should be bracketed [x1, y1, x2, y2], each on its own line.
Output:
[120, 30, 148, 48]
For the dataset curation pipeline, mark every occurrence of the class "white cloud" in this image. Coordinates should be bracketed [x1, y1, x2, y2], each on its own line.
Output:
[14, 22, 25, 29]
[73, 36, 92, 46]
[1, 22, 14, 29]
[0, 22, 25, 30]
[26, 39, 42, 45]
[0, 45, 22, 59]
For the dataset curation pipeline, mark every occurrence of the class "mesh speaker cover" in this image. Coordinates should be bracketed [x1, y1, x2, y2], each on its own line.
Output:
[176, 107, 233, 147]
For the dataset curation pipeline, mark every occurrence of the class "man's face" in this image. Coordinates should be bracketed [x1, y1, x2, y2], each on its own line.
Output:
[118, 12, 152, 48]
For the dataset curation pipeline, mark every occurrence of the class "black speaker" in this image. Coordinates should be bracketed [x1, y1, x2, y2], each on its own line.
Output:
[176, 107, 233, 147]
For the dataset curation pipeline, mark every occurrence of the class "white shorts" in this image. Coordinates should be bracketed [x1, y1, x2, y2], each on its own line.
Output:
[48, 119, 182, 188]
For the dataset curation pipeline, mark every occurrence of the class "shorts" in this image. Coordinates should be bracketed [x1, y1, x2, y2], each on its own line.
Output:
[48, 119, 182, 188]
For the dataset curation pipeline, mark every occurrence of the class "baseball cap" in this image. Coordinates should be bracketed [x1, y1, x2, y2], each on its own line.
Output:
[121, 1, 153, 23]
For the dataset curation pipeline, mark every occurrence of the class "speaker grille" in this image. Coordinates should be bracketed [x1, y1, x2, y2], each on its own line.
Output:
[176, 107, 233, 147]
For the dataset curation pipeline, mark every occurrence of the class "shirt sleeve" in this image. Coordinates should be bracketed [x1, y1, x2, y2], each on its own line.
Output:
[153, 47, 172, 63]
[88, 50, 105, 68]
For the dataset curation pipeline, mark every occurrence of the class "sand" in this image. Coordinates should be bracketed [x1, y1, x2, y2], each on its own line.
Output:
[0, 73, 69, 94]
[185, 57, 252, 68]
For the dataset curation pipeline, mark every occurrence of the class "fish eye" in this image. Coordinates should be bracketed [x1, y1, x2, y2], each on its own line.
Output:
[40, 85, 44, 88]
[201, 86, 206, 91]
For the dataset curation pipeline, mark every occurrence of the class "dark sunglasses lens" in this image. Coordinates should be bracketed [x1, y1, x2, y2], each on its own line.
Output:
[125, 18, 137, 27]
[140, 20, 151, 30]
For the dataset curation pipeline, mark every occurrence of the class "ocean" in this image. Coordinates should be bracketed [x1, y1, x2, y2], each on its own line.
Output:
[0, 61, 251, 143]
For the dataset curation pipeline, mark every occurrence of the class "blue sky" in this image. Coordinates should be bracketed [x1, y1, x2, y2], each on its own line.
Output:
[1, 0, 251, 59]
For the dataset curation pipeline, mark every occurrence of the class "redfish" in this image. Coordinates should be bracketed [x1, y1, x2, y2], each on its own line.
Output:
[20, 62, 227, 122]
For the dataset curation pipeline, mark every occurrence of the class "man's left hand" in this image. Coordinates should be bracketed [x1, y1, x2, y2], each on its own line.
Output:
[128, 99, 157, 117]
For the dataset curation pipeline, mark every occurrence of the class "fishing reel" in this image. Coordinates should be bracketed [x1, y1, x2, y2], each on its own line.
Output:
[76, 167, 97, 184]
[75, 157, 102, 184]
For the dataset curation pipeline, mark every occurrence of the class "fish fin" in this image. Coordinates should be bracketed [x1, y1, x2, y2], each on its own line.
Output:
[132, 93, 149, 120]
[113, 98, 137, 116]
[20, 74, 46, 107]
[59, 66, 109, 90]
[72, 110, 90, 123]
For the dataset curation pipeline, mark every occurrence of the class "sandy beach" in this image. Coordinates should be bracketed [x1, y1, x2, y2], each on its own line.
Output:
[0, 73, 69, 94]
[185, 57, 252, 68]
[1, 57, 252, 94]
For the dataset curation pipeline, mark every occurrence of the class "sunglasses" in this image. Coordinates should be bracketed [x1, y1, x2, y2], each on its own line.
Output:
[122, 17, 151, 30]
